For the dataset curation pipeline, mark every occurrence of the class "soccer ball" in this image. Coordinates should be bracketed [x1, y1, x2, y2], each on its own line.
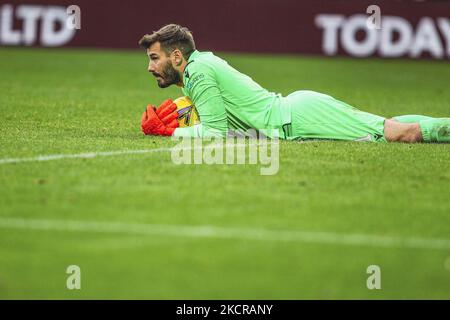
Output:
[173, 96, 200, 127]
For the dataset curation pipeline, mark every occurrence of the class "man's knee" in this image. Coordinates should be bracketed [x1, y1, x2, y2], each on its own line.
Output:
[384, 119, 423, 143]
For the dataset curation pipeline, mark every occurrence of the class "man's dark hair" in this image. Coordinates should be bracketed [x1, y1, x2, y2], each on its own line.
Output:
[138, 24, 196, 59]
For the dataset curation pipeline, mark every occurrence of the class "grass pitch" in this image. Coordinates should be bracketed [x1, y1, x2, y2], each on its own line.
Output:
[0, 47, 449, 299]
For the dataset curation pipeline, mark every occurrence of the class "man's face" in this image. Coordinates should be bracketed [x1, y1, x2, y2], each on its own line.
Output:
[147, 42, 181, 88]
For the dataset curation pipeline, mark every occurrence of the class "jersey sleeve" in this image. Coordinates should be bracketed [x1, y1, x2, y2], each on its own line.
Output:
[173, 61, 228, 138]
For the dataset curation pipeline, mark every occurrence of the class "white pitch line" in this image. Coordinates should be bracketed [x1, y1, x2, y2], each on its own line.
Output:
[0, 144, 250, 165]
[0, 147, 174, 165]
[0, 217, 449, 251]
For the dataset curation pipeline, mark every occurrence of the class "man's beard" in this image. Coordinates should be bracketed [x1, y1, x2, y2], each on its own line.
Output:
[153, 61, 181, 88]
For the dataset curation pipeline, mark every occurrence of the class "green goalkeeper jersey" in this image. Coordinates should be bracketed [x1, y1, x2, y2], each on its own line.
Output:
[174, 50, 291, 138]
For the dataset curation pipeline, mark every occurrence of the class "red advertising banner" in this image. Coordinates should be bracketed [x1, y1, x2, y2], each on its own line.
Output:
[0, 0, 449, 59]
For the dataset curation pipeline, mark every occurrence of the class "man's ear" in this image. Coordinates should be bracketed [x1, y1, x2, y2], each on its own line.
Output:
[171, 49, 184, 67]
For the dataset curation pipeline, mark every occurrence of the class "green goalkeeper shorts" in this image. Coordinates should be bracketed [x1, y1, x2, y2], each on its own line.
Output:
[284, 90, 387, 142]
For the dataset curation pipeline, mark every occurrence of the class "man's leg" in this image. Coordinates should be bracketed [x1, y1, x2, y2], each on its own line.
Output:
[286, 90, 450, 143]
[384, 119, 422, 143]
[287, 91, 387, 142]
[392, 115, 433, 123]
[391, 115, 450, 143]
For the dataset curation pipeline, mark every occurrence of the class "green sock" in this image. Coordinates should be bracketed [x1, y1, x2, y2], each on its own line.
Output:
[393, 115, 433, 123]
[419, 118, 450, 143]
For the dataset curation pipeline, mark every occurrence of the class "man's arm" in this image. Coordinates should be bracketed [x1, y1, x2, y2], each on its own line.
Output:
[174, 62, 228, 138]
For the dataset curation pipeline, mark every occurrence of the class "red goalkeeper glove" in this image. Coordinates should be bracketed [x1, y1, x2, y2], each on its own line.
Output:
[155, 99, 180, 127]
[141, 101, 179, 136]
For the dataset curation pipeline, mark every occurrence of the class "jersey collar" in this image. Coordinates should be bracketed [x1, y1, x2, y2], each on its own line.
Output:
[183, 50, 199, 82]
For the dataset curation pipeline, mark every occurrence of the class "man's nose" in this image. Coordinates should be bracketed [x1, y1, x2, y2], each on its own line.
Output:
[148, 62, 155, 73]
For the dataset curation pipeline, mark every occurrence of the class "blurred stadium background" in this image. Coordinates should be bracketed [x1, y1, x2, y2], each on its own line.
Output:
[0, 0, 449, 299]
[1, 0, 450, 59]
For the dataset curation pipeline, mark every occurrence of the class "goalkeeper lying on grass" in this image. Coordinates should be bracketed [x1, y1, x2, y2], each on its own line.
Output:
[139, 24, 449, 143]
